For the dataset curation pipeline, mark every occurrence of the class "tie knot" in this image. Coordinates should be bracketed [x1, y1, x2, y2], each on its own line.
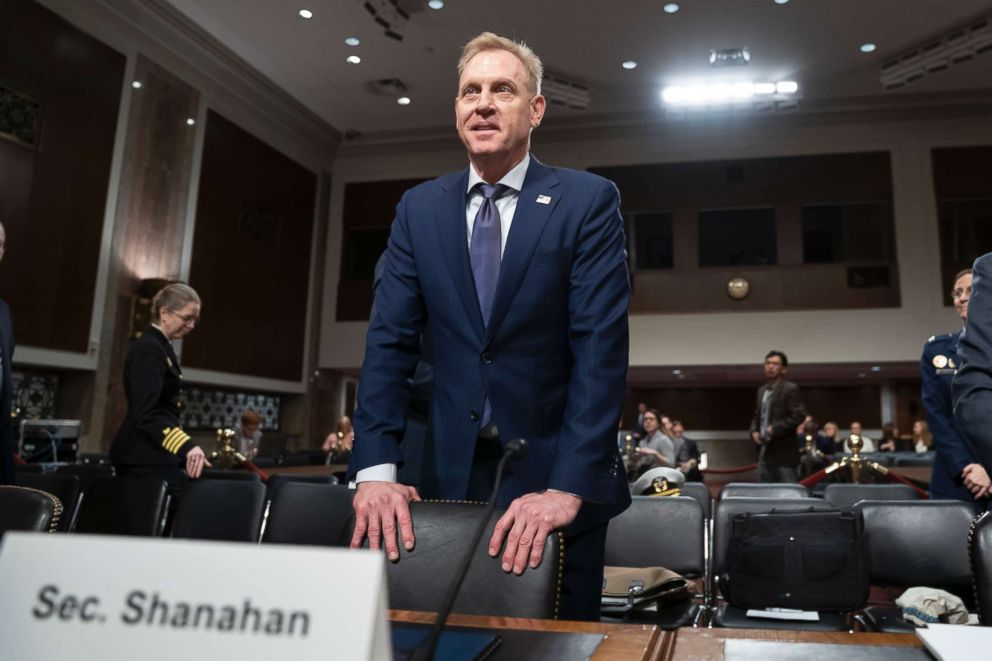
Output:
[477, 183, 511, 201]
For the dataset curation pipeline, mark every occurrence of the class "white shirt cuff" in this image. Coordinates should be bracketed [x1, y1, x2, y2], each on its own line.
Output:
[354, 463, 397, 485]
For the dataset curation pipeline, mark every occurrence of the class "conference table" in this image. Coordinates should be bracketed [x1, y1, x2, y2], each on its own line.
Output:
[391, 611, 927, 659]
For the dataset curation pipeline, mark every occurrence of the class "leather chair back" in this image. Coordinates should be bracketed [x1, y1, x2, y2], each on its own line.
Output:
[15, 473, 81, 532]
[200, 469, 262, 482]
[604, 496, 704, 576]
[719, 482, 808, 500]
[823, 483, 919, 510]
[55, 464, 115, 492]
[74, 477, 169, 537]
[171, 479, 266, 542]
[263, 483, 353, 546]
[680, 482, 712, 519]
[265, 473, 336, 498]
[0, 485, 62, 536]
[347, 501, 562, 619]
[856, 500, 976, 601]
[971, 512, 992, 626]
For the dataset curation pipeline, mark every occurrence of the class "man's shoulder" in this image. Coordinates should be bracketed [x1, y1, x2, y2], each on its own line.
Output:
[974, 251, 992, 273]
[401, 171, 465, 201]
[925, 332, 957, 350]
[780, 379, 801, 392]
[543, 164, 615, 192]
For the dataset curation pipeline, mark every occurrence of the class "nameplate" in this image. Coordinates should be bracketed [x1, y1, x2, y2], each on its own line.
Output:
[0, 533, 390, 660]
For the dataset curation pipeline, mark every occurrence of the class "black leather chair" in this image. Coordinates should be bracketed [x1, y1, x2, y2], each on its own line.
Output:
[719, 483, 809, 500]
[265, 473, 336, 498]
[680, 482, 712, 520]
[894, 455, 934, 467]
[822, 483, 919, 510]
[711, 496, 845, 630]
[15, 473, 81, 532]
[262, 483, 354, 546]
[972, 512, 992, 626]
[74, 477, 170, 536]
[0, 485, 63, 536]
[856, 500, 977, 632]
[604, 496, 704, 627]
[56, 463, 115, 492]
[346, 501, 562, 619]
[171, 479, 266, 542]
[201, 468, 262, 481]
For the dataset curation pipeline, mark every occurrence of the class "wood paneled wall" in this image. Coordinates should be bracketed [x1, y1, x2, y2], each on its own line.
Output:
[182, 110, 316, 382]
[0, 0, 125, 352]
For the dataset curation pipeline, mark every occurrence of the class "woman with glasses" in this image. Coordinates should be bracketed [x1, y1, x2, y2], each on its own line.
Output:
[110, 283, 211, 520]
[921, 268, 989, 512]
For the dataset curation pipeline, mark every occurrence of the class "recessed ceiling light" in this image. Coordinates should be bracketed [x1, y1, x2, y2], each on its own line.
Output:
[860, 43, 877, 53]
[131, 81, 142, 89]
[621, 60, 638, 70]
[297, 9, 313, 19]
[672, 369, 682, 375]
[773, 0, 790, 5]
[427, 0, 445, 9]
[185, 118, 195, 126]
[663, 3, 680, 13]
[397, 96, 411, 105]
[345, 37, 360, 47]
[346, 55, 362, 64]
[871, 365, 881, 372]
[775, 80, 798, 94]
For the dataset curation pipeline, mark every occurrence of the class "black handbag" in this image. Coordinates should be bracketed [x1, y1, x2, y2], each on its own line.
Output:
[722, 507, 869, 611]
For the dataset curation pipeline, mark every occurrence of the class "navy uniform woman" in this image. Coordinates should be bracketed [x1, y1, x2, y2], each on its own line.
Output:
[111, 283, 210, 510]
[922, 268, 989, 512]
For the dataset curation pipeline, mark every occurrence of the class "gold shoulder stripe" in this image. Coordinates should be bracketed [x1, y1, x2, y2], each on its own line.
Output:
[162, 427, 190, 454]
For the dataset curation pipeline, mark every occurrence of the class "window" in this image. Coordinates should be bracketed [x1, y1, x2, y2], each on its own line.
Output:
[698, 208, 776, 267]
[627, 212, 673, 270]
[802, 203, 895, 264]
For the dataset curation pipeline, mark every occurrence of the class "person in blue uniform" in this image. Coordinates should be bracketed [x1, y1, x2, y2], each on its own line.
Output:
[922, 268, 989, 512]
[110, 283, 211, 508]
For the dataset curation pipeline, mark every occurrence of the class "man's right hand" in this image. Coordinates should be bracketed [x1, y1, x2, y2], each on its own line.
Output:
[751, 431, 762, 445]
[350, 481, 421, 560]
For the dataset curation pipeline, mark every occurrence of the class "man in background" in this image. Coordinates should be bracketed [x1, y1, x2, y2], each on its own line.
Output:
[671, 420, 703, 482]
[0, 222, 13, 484]
[750, 350, 806, 483]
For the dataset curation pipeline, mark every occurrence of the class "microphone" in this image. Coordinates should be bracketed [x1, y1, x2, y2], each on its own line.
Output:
[414, 438, 528, 661]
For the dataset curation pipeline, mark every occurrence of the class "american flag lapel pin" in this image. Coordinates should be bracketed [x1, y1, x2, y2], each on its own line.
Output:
[536, 194, 552, 204]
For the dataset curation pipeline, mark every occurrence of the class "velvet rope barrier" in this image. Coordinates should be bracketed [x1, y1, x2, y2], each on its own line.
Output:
[701, 463, 759, 474]
[238, 460, 270, 482]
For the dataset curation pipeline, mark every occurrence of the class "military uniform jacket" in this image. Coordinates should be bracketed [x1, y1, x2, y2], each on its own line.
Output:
[922, 330, 984, 502]
[110, 326, 192, 466]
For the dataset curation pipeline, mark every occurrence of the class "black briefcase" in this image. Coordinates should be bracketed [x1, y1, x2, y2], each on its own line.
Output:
[722, 508, 869, 611]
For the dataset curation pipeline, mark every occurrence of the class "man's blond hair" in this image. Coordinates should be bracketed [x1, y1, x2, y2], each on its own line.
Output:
[458, 32, 543, 96]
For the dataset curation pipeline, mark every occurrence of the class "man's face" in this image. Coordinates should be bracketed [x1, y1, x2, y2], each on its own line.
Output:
[851, 422, 862, 436]
[953, 273, 973, 323]
[642, 412, 659, 434]
[763, 354, 785, 380]
[455, 49, 545, 166]
[637, 403, 647, 413]
[672, 423, 684, 438]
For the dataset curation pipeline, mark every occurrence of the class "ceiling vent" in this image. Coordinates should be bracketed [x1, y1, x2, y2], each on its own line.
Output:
[880, 14, 992, 89]
[543, 73, 590, 111]
[358, 0, 424, 41]
[365, 78, 408, 97]
[709, 47, 751, 68]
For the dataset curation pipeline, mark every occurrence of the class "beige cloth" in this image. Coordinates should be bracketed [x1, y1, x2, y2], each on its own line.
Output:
[895, 586, 979, 626]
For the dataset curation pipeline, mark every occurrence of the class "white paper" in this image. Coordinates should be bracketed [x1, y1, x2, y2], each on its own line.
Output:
[745, 607, 820, 621]
[916, 622, 992, 661]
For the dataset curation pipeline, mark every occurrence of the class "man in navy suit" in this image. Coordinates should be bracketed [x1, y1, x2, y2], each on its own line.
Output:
[349, 32, 631, 619]
[0, 223, 16, 485]
[953, 258, 992, 508]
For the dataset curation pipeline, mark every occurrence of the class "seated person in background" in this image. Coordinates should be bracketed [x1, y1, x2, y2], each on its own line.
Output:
[635, 408, 675, 474]
[797, 417, 832, 475]
[822, 420, 841, 453]
[323, 415, 354, 464]
[844, 421, 875, 453]
[671, 420, 703, 482]
[912, 420, 933, 454]
[234, 409, 262, 459]
[878, 422, 907, 452]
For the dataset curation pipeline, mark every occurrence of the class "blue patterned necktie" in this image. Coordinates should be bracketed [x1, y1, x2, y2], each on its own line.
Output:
[470, 183, 511, 325]
[470, 183, 510, 428]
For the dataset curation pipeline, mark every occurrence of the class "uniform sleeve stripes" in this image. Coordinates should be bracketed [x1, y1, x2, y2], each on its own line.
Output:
[162, 427, 191, 454]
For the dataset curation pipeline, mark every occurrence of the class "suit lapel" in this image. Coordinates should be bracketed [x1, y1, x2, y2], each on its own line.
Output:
[435, 170, 486, 340]
[484, 158, 561, 346]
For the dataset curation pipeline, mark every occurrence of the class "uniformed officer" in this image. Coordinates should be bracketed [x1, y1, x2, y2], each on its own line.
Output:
[922, 268, 990, 511]
[110, 283, 211, 513]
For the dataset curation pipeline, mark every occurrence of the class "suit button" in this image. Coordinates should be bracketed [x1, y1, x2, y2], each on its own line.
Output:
[469, 410, 480, 421]
[482, 352, 493, 364]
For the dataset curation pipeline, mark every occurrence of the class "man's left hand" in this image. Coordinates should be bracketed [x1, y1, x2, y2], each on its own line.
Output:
[488, 491, 581, 575]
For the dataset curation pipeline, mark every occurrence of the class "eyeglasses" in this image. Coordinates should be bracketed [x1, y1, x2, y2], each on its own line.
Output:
[952, 287, 972, 299]
[167, 309, 199, 325]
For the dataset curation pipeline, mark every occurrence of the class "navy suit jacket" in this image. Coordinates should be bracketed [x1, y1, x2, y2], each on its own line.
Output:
[350, 157, 631, 524]
[954, 252, 992, 475]
[0, 299, 15, 484]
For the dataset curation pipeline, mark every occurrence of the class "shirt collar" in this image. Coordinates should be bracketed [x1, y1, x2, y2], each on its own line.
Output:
[466, 153, 530, 195]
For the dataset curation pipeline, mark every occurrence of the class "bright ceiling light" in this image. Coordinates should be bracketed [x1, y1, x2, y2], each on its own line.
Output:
[397, 96, 411, 105]
[131, 81, 142, 89]
[345, 37, 360, 46]
[672, 369, 682, 375]
[871, 365, 882, 372]
[662, 80, 798, 105]
[297, 9, 313, 19]
[776, 80, 798, 94]
[754, 82, 776, 94]
[428, 0, 445, 9]
[185, 118, 195, 126]
[773, 0, 790, 4]
[663, 3, 680, 13]
[346, 55, 362, 64]
[860, 43, 877, 53]
[621, 60, 638, 70]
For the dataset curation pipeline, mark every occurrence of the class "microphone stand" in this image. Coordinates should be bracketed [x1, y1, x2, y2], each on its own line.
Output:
[413, 438, 528, 661]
